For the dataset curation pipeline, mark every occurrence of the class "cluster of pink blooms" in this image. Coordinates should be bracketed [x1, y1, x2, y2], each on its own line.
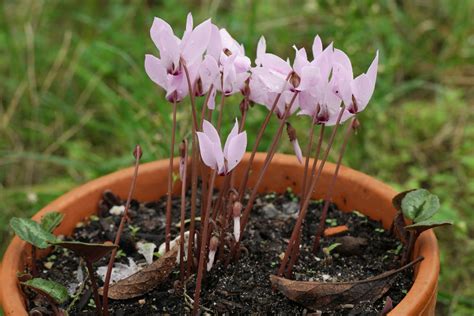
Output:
[145, 13, 378, 167]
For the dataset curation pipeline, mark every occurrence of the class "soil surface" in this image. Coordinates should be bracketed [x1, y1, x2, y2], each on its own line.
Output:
[27, 189, 413, 315]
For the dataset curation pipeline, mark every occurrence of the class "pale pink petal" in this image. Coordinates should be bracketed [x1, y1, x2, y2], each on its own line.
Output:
[207, 88, 217, 110]
[197, 132, 217, 169]
[158, 27, 181, 69]
[351, 74, 372, 111]
[181, 19, 212, 65]
[199, 55, 220, 92]
[144, 54, 168, 89]
[225, 131, 247, 172]
[292, 139, 303, 164]
[207, 24, 222, 61]
[367, 50, 379, 86]
[312, 35, 323, 58]
[233, 216, 240, 241]
[255, 36, 266, 66]
[313, 42, 333, 79]
[214, 142, 225, 174]
[202, 119, 221, 145]
[293, 47, 309, 75]
[332, 48, 353, 79]
[223, 119, 239, 157]
[150, 17, 174, 52]
[261, 53, 292, 77]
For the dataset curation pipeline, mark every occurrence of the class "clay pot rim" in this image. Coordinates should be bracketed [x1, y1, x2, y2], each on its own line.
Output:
[0, 153, 439, 315]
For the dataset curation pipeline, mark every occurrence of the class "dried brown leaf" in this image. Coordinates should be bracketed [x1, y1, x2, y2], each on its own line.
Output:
[270, 257, 423, 311]
[99, 242, 179, 300]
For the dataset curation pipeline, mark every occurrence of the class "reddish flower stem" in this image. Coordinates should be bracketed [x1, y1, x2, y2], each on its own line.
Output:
[102, 145, 142, 315]
[85, 259, 103, 316]
[277, 106, 345, 277]
[237, 73, 292, 201]
[179, 140, 188, 281]
[193, 169, 217, 315]
[216, 91, 226, 133]
[165, 99, 177, 251]
[200, 85, 214, 128]
[300, 122, 317, 200]
[312, 117, 356, 253]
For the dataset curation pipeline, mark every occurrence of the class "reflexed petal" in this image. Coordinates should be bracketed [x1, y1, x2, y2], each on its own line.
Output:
[214, 142, 225, 174]
[150, 17, 174, 52]
[182, 13, 194, 42]
[256, 36, 266, 66]
[202, 119, 221, 145]
[351, 73, 372, 111]
[293, 47, 309, 75]
[333, 48, 353, 79]
[224, 119, 240, 157]
[226, 131, 247, 172]
[158, 27, 181, 69]
[207, 87, 217, 110]
[181, 19, 212, 65]
[261, 53, 292, 76]
[207, 24, 222, 61]
[144, 55, 168, 89]
[196, 132, 217, 169]
[312, 35, 323, 58]
[199, 55, 220, 91]
[367, 51, 379, 86]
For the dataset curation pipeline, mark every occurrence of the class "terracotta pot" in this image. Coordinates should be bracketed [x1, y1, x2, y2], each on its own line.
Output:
[0, 153, 439, 315]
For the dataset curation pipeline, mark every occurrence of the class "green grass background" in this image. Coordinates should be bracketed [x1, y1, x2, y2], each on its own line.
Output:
[1, 0, 473, 314]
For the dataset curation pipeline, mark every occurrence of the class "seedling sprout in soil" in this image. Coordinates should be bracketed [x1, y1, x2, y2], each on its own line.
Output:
[9, 12, 452, 315]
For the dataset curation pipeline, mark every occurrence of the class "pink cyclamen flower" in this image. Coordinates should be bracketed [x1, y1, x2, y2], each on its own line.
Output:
[197, 25, 251, 108]
[330, 50, 379, 120]
[197, 119, 247, 175]
[144, 13, 212, 102]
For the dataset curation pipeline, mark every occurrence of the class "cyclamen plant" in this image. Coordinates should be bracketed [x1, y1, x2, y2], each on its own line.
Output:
[142, 13, 381, 314]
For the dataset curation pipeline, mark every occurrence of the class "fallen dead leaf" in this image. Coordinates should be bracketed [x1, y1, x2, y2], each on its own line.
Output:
[270, 256, 423, 311]
[99, 242, 179, 300]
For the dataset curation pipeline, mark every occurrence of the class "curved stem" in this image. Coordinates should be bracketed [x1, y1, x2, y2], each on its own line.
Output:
[102, 145, 141, 315]
[85, 260, 102, 316]
[217, 91, 226, 133]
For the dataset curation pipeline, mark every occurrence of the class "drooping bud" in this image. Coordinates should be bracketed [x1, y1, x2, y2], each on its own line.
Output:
[286, 123, 303, 164]
[241, 79, 251, 98]
[351, 118, 361, 132]
[232, 201, 243, 241]
[207, 236, 220, 271]
[239, 98, 249, 116]
[228, 189, 239, 203]
[133, 145, 143, 160]
[289, 71, 301, 88]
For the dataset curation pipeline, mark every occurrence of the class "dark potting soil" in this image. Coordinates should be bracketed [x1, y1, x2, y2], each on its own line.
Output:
[28, 189, 413, 315]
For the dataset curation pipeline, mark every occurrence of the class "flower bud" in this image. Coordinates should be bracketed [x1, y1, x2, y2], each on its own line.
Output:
[207, 236, 219, 271]
[286, 123, 303, 163]
[351, 118, 361, 131]
[233, 201, 242, 241]
[133, 145, 143, 159]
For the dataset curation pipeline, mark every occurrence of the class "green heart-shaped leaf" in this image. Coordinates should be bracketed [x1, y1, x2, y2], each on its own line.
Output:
[22, 278, 69, 304]
[400, 189, 440, 222]
[10, 218, 58, 249]
[40, 212, 64, 233]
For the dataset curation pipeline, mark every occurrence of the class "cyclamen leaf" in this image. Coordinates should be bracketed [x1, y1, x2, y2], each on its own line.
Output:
[391, 189, 416, 213]
[40, 212, 64, 233]
[10, 217, 57, 249]
[22, 278, 69, 304]
[405, 219, 453, 233]
[55, 241, 117, 263]
[400, 189, 440, 221]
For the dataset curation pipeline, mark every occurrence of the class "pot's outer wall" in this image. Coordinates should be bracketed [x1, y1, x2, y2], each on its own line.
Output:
[0, 153, 438, 315]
